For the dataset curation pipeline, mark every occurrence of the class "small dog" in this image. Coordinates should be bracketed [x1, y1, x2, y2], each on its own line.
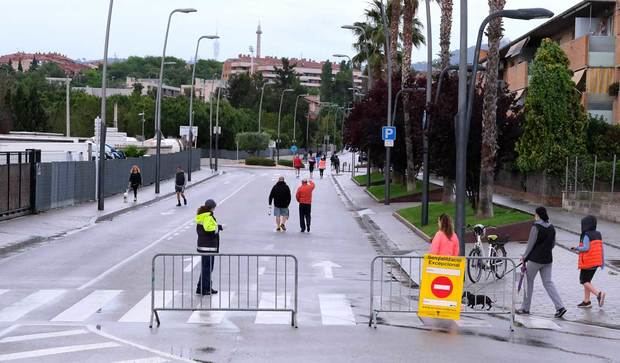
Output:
[463, 291, 494, 310]
[123, 190, 128, 203]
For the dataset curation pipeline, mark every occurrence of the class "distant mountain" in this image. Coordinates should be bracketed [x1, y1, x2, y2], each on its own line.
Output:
[413, 39, 510, 71]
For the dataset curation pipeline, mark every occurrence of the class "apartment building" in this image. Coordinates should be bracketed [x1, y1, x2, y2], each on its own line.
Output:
[499, 0, 619, 123]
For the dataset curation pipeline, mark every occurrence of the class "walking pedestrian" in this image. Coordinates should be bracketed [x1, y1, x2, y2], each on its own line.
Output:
[517, 207, 567, 318]
[293, 154, 303, 178]
[175, 166, 187, 207]
[330, 153, 336, 169]
[571, 215, 606, 308]
[333, 155, 340, 175]
[268, 176, 292, 232]
[128, 165, 142, 202]
[308, 153, 316, 179]
[296, 178, 315, 233]
[429, 214, 459, 256]
[195, 199, 222, 295]
[318, 156, 327, 179]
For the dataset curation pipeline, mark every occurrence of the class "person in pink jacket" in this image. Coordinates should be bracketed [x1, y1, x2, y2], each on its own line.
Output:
[430, 214, 460, 256]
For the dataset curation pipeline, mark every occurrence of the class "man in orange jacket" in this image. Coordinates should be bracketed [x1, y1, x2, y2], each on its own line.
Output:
[296, 178, 315, 233]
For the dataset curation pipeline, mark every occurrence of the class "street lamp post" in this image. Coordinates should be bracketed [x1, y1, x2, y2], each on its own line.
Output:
[455, 7, 553, 253]
[138, 111, 145, 142]
[293, 94, 308, 146]
[380, 1, 393, 206]
[214, 84, 222, 171]
[208, 74, 218, 170]
[154, 8, 196, 194]
[340, 25, 372, 90]
[257, 83, 272, 133]
[97, 0, 114, 211]
[276, 88, 294, 163]
[188, 35, 219, 182]
[333, 53, 357, 176]
[420, 0, 433, 226]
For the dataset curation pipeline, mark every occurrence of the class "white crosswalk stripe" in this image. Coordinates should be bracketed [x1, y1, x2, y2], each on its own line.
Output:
[0, 342, 121, 361]
[52, 290, 122, 322]
[113, 357, 169, 363]
[119, 291, 177, 323]
[255, 293, 292, 325]
[0, 290, 65, 322]
[187, 292, 235, 324]
[184, 258, 201, 273]
[318, 294, 356, 326]
[0, 329, 88, 343]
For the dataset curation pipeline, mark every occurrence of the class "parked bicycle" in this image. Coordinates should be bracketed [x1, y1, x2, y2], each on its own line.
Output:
[467, 224, 508, 283]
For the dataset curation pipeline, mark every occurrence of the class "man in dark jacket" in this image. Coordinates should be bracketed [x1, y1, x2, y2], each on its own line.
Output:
[518, 206, 567, 318]
[175, 166, 187, 207]
[268, 176, 292, 232]
[196, 199, 222, 295]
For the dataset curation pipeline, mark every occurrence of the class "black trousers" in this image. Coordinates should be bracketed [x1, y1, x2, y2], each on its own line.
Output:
[196, 256, 215, 293]
[299, 203, 311, 231]
[131, 185, 139, 198]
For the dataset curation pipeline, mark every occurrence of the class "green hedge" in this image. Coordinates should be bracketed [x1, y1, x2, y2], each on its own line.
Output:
[278, 160, 294, 167]
[245, 157, 276, 167]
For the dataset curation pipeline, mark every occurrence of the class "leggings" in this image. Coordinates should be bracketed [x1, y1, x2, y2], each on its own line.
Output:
[131, 185, 138, 198]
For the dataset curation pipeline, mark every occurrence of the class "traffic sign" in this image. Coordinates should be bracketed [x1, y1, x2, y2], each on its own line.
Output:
[418, 254, 465, 320]
[384, 140, 394, 147]
[212, 126, 222, 135]
[290, 145, 298, 154]
[382, 126, 396, 141]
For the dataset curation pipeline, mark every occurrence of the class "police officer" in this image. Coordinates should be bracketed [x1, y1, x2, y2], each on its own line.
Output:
[195, 199, 222, 295]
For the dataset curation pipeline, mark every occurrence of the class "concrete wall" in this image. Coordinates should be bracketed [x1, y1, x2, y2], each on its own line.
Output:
[563, 192, 620, 223]
[504, 61, 528, 92]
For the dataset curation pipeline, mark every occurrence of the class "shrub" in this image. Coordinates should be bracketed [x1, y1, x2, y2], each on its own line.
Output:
[236, 132, 270, 155]
[278, 159, 293, 167]
[123, 145, 147, 158]
[245, 157, 275, 166]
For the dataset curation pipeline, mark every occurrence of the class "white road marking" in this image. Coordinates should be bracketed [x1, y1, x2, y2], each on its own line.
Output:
[0, 290, 7, 297]
[160, 210, 175, 216]
[255, 293, 292, 324]
[0, 342, 120, 361]
[0, 290, 65, 322]
[357, 209, 375, 216]
[119, 291, 176, 323]
[515, 315, 562, 330]
[264, 244, 275, 251]
[318, 294, 356, 326]
[0, 325, 20, 339]
[187, 292, 235, 324]
[52, 290, 122, 322]
[258, 267, 266, 275]
[113, 357, 169, 363]
[86, 325, 194, 362]
[455, 320, 493, 328]
[184, 258, 201, 273]
[78, 177, 253, 291]
[312, 261, 341, 279]
[0, 329, 88, 343]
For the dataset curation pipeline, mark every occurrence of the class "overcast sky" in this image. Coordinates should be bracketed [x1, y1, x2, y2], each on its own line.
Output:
[0, 0, 581, 64]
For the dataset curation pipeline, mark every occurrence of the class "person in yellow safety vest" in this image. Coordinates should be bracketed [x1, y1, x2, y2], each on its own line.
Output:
[195, 199, 222, 295]
[571, 215, 606, 309]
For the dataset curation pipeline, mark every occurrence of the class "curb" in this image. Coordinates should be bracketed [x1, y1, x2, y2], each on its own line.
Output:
[364, 188, 382, 203]
[392, 211, 431, 242]
[95, 171, 222, 223]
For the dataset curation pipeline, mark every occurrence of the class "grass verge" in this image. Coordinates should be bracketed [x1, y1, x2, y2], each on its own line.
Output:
[353, 172, 384, 186]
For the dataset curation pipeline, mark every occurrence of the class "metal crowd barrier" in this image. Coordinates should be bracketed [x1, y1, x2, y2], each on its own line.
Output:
[369, 255, 519, 330]
[150, 253, 298, 328]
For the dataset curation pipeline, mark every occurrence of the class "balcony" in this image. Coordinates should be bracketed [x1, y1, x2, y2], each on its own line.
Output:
[561, 35, 615, 71]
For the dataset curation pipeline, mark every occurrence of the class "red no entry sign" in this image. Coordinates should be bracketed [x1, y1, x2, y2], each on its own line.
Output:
[431, 276, 453, 298]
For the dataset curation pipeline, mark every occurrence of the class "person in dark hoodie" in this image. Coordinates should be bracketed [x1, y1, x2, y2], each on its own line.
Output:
[195, 199, 222, 295]
[571, 215, 606, 308]
[175, 166, 187, 207]
[268, 176, 292, 232]
[517, 207, 567, 318]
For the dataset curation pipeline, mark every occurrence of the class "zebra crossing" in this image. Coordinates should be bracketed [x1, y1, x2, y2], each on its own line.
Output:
[0, 288, 361, 327]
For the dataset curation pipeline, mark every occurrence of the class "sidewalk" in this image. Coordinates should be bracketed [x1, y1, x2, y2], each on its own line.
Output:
[0, 160, 220, 254]
[332, 170, 620, 329]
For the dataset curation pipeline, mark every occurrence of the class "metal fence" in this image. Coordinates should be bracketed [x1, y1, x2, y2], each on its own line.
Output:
[369, 255, 518, 330]
[150, 253, 298, 328]
[564, 155, 619, 197]
[34, 150, 201, 212]
[0, 150, 40, 220]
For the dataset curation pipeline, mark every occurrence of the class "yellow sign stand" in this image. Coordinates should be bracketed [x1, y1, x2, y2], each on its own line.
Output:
[418, 254, 466, 320]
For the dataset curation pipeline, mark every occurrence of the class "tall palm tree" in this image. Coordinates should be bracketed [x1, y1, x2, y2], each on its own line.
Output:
[402, 0, 421, 191]
[437, 0, 455, 201]
[389, 0, 401, 75]
[478, 0, 506, 218]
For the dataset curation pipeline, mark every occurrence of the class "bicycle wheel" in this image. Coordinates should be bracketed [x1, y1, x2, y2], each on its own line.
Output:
[491, 246, 507, 280]
[467, 248, 482, 283]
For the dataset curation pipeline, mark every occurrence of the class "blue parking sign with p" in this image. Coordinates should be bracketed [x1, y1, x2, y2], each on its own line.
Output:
[382, 126, 396, 141]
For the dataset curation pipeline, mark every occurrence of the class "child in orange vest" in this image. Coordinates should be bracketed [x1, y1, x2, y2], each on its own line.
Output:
[571, 215, 606, 308]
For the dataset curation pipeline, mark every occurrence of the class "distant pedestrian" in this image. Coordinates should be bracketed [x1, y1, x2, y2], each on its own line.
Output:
[195, 199, 222, 295]
[268, 176, 292, 232]
[429, 214, 459, 256]
[318, 156, 327, 179]
[517, 207, 567, 318]
[175, 166, 187, 206]
[330, 153, 336, 169]
[128, 165, 142, 202]
[308, 153, 316, 179]
[293, 154, 303, 178]
[333, 155, 340, 175]
[571, 215, 606, 308]
[296, 178, 315, 233]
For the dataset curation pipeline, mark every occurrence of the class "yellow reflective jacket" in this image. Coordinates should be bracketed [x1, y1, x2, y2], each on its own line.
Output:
[196, 212, 219, 252]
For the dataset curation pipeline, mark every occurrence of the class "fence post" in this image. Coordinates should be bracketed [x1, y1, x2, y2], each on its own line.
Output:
[612, 154, 617, 195]
[574, 156, 578, 199]
[28, 149, 40, 214]
[591, 155, 597, 203]
[565, 156, 569, 194]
